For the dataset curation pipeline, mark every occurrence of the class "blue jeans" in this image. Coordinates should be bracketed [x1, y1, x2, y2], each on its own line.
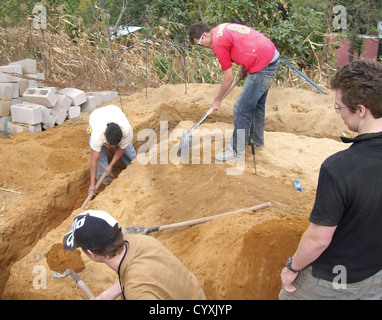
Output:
[97, 143, 136, 180]
[231, 57, 280, 153]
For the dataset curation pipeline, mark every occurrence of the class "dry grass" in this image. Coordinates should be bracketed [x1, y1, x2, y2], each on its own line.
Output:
[0, 25, 333, 94]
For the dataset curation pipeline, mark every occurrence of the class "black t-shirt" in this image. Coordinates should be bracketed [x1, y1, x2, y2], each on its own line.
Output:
[309, 132, 382, 283]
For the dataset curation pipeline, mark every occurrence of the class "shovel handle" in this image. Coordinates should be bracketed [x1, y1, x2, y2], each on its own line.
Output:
[207, 76, 240, 117]
[81, 171, 108, 209]
[70, 270, 95, 300]
[77, 280, 96, 300]
[158, 202, 272, 232]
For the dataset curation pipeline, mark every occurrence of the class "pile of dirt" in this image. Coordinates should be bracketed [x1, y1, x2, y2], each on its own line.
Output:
[0, 84, 350, 300]
[46, 244, 85, 274]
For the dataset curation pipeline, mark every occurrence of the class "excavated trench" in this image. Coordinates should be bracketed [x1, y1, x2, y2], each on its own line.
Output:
[0, 106, 192, 298]
[1, 84, 341, 299]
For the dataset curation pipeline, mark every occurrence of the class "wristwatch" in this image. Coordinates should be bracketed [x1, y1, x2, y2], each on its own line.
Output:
[286, 257, 300, 273]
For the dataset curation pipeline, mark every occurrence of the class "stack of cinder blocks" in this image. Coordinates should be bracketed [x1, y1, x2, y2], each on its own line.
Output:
[0, 59, 119, 135]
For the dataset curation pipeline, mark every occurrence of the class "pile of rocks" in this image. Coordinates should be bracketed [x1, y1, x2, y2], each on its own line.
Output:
[0, 59, 118, 135]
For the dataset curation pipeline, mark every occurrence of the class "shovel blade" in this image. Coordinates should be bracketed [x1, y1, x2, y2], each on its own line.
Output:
[177, 130, 192, 158]
[51, 269, 70, 278]
[125, 225, 149, 235]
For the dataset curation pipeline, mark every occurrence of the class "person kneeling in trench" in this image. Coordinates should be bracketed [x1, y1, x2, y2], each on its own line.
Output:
[87, 104, 137, 193]
[63, 210, 206, 300]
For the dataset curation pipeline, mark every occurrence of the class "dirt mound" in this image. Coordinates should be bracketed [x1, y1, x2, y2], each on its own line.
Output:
[45, 244, 85, 274]
[0, 84, 350, 299]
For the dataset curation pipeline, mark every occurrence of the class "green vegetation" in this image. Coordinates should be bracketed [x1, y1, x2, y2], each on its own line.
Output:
[0, 0, 380, 89]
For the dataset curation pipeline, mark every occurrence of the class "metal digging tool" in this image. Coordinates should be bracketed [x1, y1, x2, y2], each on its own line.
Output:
[81, 171, 108, 209]
[125, 202, 272, 235]
[51, 269, 95, 300]
[176, 76, 241, 158]
[249, 137, 257, 174]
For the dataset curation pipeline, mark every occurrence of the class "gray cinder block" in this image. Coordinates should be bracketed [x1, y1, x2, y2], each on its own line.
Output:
[9, 59, 37, 74]
[59, 88, 87, 106]
[10, 103, 43, 125]
[23, 87, 58, 107]
[0, 101, 11, 116]
[0, 83, 13, 100]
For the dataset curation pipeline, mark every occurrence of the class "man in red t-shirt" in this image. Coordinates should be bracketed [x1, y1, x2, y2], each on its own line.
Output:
[188, 22, 280, 161]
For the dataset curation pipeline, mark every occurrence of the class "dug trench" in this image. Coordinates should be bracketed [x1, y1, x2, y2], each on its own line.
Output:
[1, 84, 350, 299]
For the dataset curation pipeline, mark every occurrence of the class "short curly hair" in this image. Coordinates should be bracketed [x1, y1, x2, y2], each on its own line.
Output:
[330, 59, 382, 118]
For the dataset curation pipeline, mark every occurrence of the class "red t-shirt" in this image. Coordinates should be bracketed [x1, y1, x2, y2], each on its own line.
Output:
[211, 23, 276, 73]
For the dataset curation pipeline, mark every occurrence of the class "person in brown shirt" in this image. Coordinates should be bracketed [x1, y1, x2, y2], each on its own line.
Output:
[63, 209, 206, 300]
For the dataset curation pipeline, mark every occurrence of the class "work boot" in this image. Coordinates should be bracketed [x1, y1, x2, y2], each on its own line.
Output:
[215, 145, 245, 161]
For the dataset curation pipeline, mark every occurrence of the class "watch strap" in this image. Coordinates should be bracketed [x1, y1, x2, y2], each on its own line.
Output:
[286, 257, 300, 273]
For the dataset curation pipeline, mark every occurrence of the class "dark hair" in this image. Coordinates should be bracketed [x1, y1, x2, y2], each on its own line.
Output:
[105, 122, 122, 146]
[330, 59, 382, 118]
[187, 21, 211, 44]
[90, 225, 125, 258]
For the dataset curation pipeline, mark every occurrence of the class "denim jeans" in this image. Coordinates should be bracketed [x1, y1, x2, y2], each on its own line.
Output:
[231, 57, 280, 153]
[96, 143, 137, 180]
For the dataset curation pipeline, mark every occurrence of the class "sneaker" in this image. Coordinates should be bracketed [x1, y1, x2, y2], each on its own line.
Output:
[215, 145, 245, 161]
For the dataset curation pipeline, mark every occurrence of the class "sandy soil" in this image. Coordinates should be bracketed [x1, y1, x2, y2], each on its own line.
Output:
[0, 83, 353, 300]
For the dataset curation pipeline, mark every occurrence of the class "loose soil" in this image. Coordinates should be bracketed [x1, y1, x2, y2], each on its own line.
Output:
[0, 84, 352, 300]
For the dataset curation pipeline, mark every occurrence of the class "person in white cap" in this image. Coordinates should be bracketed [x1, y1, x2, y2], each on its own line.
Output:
[87, 104, 136, 193]
[63, 210, 206, 300]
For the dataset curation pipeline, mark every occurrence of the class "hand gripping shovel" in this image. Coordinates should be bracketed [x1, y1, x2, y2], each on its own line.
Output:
[51, 269, 95, 300]
[176, 76, 241, 158]
[81, 171, 108, 209]
[125, 202, 271, 235]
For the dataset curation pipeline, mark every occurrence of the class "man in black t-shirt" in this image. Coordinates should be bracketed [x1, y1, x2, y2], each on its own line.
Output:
[279, 59, 382, 300]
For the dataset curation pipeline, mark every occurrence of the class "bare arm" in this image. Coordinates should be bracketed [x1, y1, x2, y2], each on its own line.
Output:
[104, 146, 125, 176]
[93, 281, 122, 300]
[89, 148, 101, 193]
[212, 67, 234, 111]
[281, 223, 337, 292]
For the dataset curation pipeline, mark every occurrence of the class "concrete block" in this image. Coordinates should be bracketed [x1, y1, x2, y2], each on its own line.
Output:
[23, 87, 58, 107]
[11, 83, 19, 99]
[11, 103, 43, 125]
[18, 79, 28, 96]
[0, 101, 11, 116]
[109, 91, 118, 100]
[0, 83, 13, 100]
[59, 88, 87, 106]
[51, 94, 71, 117]
[100, 91, 111, 102]
[86, 92, 103, 105]
[81, 95, 97, 112]
[7, 121, 41, 135]
[10, 98, 23, 106]
[26, 73, 45, 88]
[9, 59, 37, 74]
[23, 102, 49, 123]
[37, 73, 45, 87]
[40, 105, 50, 123]
[0, 116, 11, 131]
[0, 65, 22, 82]
[42, 114, 56, 130]
[67, 106, 81, 119]
[55, 108, 67, 125]
[27, 80, 38, 89]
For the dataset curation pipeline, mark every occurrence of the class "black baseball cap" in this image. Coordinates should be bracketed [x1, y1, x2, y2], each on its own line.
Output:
[63, 210, 122, 251]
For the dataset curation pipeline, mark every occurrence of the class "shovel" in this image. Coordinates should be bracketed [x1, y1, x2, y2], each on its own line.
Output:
[51, 269, 95, 300]
[125, 202, 271, 235]
[81, 171, 108, 209]
[176, 76, 241, 158]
